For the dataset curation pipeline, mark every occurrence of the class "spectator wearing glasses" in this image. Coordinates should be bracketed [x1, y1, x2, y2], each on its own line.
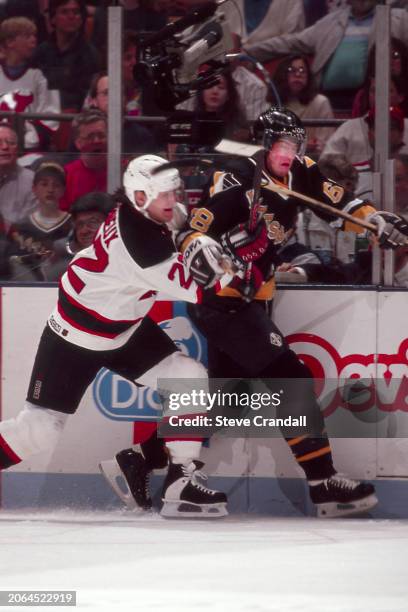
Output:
[243, 0, 408, 113]
[0, 124, 37, 231]
[59, 110, 107, 211]
[46, 191, 115, 280]
[273, 54, 335, 157]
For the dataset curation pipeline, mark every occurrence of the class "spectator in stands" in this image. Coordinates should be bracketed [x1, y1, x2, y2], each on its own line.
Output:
[352, 38, 408, 117]
[347, 107, 407, 203]
[216, 0, 305, 47]
[34, 0, 100, 112]
[8, 161, 71, 281]
[243, 0, 408, 112]
[122, 30, 141, 117]
[59, 110, 107, 211]
[273, 54, 335, 157]
[49, 191, 114, 279]
[87, 71, 157, 155]
[0, 0, 51, 45]
[0, 17, 60, 154]
[196, 70, 250, 142]
[322, 88, 408, 164]
[179, 51, 270, 123]
[395, 153, 408, 217]
[0, 124, 37, 231]
[91, 0, 166, 53]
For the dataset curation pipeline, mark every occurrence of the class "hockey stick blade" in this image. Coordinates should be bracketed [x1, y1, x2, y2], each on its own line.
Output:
[151, 158, 214, 174]
[215, 139, 264, 158]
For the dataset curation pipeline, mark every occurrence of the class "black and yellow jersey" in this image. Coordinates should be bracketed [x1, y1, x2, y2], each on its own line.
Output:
[179, 155, 375, 300]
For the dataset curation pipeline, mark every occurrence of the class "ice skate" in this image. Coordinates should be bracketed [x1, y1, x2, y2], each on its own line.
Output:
[309, 473, 378, 518]
[161, 460, 228, 518]
[99, 448, 152, 511]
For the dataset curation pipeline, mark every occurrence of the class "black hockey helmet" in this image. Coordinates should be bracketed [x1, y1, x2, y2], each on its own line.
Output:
[254, 106, 306, 154]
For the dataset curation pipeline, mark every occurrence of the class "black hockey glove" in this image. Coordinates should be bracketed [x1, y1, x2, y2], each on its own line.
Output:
[367, 211, 408, 249]
[220, 219, 268, 271]
[183, 235, 227, 289]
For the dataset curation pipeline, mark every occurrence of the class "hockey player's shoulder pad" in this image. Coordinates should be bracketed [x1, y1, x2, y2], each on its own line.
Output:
[300, 155, 316, 169]
[119, 203, 174, 268]
[208, 157, 256, 197]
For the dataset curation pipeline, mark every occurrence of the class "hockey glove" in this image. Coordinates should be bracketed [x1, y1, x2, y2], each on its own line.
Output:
[230, 264, 264, 301]
[367, 211, 408, 249]
[220, 219, 268, 271]
[183, 235, 226, 289]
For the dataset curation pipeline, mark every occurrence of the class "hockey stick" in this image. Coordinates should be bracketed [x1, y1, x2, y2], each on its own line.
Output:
[262, 180, 378, 233]
[214, 140, 265, 300]
[154, 153, 376, 234]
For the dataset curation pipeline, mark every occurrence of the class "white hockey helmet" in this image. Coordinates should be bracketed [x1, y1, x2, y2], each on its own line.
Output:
[123, 154, 181, 211]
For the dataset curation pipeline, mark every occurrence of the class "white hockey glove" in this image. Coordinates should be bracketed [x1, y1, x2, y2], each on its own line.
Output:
[183, 235, 228, 289]
[367, 211, 408, 249]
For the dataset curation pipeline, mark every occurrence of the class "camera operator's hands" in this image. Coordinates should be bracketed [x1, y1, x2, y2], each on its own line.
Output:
[367, 211, 408, 249]
[220, 219, 268, 270]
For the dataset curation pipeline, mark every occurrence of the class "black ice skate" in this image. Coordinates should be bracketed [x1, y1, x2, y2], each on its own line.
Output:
[309, 473, 378, 518]
[99, 448, 152, 511]
[161, 460, 228, 518]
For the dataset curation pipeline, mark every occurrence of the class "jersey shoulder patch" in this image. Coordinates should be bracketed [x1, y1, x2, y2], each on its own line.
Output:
[209, 171, 241, 197]
[302, 155, 316, 168]
[119, 205, 174, 268]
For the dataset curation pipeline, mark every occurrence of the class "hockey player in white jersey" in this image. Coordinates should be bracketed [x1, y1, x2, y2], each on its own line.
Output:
[0, 154, 269, 518]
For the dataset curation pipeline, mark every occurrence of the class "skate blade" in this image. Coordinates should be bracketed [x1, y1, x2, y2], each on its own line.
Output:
[160, 500, 228, 519]
[99, 459, 142, 512]
[316, 493, 378, 518]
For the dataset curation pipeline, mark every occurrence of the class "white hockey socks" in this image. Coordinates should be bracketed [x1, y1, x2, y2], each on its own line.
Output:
[165, 440, 202, 465]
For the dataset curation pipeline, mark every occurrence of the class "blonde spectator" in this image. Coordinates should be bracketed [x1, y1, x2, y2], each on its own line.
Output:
[0, 17, 60, 153]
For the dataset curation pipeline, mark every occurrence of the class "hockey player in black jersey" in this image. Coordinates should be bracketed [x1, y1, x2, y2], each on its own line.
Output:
[109, 108, 408, 518]
[0, 154, 269, 519]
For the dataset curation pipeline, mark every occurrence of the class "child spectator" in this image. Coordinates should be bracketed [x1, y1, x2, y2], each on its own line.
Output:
[34, 0, 100, 111]
[0, 17, 60, 153]
[273, 54, 335, 157]
[9, 161, 71, 280]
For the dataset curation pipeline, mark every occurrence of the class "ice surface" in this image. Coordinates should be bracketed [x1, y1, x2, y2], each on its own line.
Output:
[0, 511, 407, 612]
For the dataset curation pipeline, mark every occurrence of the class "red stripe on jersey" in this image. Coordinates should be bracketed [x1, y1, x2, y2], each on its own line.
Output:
[59, 282, 143, 325]
[0, 434, 22, 465]
[57, 302, 142, 339]
[196, 286, 203, 304]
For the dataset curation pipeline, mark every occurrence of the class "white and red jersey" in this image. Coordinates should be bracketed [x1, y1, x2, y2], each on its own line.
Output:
[0, 64, 60, 149]
[49, 204, 205, 350]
